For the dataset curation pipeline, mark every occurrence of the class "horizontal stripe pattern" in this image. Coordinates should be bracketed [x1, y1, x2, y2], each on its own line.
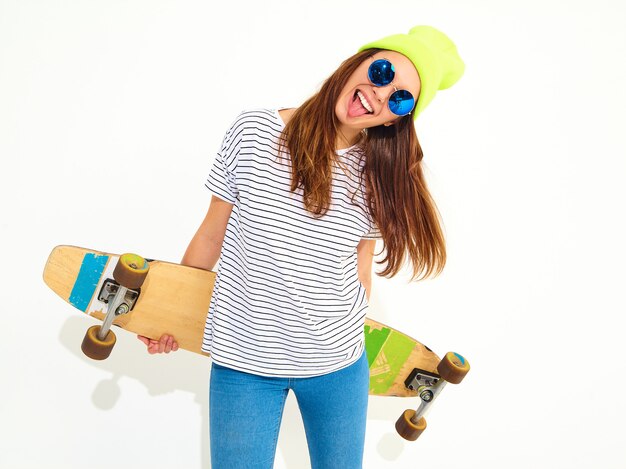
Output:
[203, 109, 381, 377]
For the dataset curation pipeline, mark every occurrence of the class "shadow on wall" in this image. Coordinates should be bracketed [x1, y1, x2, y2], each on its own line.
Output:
[58, 315, 411, 468]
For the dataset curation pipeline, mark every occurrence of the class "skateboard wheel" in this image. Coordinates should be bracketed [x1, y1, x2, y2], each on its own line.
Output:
[437, 352, 470, 384]
[81, 325, 116, 360]
[395, 409, 426, 441]
[113, 253, 149, 289]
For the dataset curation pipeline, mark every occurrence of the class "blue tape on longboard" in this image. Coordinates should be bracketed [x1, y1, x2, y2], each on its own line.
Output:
[69, 253, 109, 311]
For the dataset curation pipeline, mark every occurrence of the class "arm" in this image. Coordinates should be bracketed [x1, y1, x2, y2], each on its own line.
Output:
[357, 239, 377, 301]
[139, 195, 234, 354]
[182, 195, 234, 270]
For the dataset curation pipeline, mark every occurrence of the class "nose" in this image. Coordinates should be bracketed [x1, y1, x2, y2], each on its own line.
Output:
[372, 85, 395, 103]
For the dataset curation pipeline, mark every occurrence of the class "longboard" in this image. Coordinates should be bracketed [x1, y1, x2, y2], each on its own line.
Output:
[43, 245, 469, 440]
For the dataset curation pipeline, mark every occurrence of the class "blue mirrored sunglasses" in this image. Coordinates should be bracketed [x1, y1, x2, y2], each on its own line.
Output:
[367, 59, 415, 116]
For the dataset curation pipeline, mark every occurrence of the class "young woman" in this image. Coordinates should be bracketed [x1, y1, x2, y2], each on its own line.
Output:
[139, 25, 464, 469]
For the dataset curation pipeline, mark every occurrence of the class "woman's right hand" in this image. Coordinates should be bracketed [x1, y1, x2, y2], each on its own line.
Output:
[137, 334, 179, 354]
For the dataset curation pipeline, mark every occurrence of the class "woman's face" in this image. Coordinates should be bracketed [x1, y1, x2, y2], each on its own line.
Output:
[335, 50, 421, 134]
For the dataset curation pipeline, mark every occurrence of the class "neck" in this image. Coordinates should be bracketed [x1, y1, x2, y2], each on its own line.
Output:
[336, 126, 361, 150]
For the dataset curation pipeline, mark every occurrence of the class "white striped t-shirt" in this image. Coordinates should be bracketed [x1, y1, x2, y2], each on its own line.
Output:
[203, 108, 381, 377]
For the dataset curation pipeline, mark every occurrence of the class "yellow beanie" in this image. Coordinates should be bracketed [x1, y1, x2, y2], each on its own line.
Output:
[359, 25, 465, 119]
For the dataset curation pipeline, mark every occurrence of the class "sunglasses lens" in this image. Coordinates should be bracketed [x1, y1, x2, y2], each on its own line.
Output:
[368, 59, 394, 86]
[388, 89, 415, 116]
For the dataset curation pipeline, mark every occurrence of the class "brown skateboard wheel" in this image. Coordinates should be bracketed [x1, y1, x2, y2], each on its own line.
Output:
[437, 352, 470, 384]
[395, 409, 426, 441]
[113, 253, 149, 289]
[81, 325, 116, 360]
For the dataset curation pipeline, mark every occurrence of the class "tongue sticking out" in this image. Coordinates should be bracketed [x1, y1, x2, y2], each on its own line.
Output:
[348, 91, 370, 118]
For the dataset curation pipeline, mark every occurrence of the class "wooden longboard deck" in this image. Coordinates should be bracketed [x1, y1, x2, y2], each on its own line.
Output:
[43, 245, 440, 397]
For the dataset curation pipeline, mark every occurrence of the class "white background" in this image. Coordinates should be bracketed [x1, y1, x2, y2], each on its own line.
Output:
[2, 0, 625, 468]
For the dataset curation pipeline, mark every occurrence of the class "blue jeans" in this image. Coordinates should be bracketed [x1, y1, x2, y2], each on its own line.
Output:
[209, 352, 369, 469]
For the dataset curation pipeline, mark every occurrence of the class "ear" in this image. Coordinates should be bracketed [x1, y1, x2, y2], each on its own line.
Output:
[383, 121, 395, 127]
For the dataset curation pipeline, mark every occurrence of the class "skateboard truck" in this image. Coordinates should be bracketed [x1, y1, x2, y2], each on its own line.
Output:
[96, 280, 140, 340]
[404, 368, 440, 391]
[81, 254, 150, 360]
[396, 352, 470, 441]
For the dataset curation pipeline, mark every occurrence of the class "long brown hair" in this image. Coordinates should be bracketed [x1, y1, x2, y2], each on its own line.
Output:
[281, 49, 446, 281]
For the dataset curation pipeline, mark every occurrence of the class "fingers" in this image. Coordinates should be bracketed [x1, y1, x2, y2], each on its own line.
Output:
[148, 340, 160, 354]
[137, 335, 150, 346]
[138, 334, 179, 354]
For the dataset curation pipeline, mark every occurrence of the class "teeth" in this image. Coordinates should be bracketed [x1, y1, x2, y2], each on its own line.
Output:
[357, 91, 373, 113]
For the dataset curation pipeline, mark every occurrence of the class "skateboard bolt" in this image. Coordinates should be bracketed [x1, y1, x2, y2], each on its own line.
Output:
[420, 389, 434, 402]
[115, 303, 130, 315]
